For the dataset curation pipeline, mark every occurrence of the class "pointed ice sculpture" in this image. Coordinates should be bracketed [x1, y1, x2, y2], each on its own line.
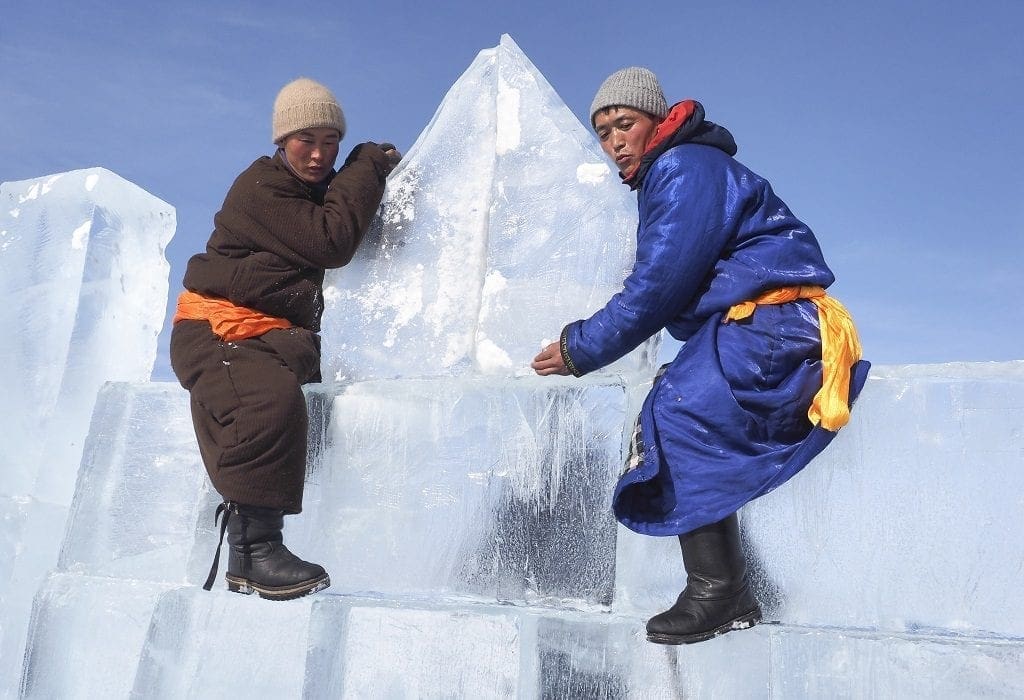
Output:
[0, 168, 175, 505]
[320, 35, 650, 380]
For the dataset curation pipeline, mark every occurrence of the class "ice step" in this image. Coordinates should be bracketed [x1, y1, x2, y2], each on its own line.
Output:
[21, 573, 1024, 698]
[131, 585, 316, 698]
[0, 496, 72, 697]
[59, 376, 636, 608]
[54, 362, 1024, 639]
[616, 362, 1024, 639]
[19, 574, 175, 699]
[57, 382, 213, 585]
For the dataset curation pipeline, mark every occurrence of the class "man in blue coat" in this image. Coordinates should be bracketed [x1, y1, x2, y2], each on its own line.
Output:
[532, 67, 869, 644]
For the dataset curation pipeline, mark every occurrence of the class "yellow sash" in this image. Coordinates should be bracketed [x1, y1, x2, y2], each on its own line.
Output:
[173, 290, 293, 342]
[724, 285, 862, 431]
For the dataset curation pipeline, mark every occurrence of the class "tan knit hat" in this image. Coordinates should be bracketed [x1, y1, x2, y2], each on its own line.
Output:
[272, 77, 346, 144]
[590, 67, 669, 126]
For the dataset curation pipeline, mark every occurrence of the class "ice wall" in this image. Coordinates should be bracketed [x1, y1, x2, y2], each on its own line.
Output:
[0, 168, 175, 505]
[319, 35, 652, 380]
[0, 168, 174, 697]
[24, 365, 1024, 697]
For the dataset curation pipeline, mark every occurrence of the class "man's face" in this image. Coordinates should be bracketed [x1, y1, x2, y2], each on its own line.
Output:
[282, 128, 341, 184]
[593, 107, 660, 176]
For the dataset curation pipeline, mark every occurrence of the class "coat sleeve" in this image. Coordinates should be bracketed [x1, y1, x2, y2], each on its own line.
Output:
[562, 149, 736, 376]
[262, 143, 391, 269]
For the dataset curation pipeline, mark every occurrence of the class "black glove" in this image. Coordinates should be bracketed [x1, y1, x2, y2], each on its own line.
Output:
[378, 142, 402, 173]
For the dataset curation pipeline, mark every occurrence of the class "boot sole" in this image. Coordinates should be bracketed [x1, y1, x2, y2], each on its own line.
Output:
[646, 607, 762, 645]
[225, 573, 331, 601]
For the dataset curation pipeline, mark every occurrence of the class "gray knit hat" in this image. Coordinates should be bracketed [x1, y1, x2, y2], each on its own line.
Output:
[272, 77, 346, 144]
[589, 67, 669, 126]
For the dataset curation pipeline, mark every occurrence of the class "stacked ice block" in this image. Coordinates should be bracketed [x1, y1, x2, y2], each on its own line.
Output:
[0, 168, 174, 697]
[7, 35, 1024, 698]
[25, 366, 1024, 697]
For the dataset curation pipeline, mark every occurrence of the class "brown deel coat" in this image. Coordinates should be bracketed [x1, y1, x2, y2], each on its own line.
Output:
[171, 145, 389, 512]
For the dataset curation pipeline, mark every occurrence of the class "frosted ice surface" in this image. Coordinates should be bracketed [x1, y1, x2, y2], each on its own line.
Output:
[299, 375, 627, 607]
[19, 573, 172, 699]
[0, 168, 175, 505]
[131, 588, 314, 698]
[0, 496, 68, 696]
[320, 35, 650, 380]
[328, 603, 521, 697]
[58, 382, 210, 584]
[771, 628, 1024, 697]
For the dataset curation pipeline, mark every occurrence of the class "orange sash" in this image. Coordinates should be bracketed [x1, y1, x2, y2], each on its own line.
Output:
[724, 286, 862, 431]
[173, 290, 292, 342]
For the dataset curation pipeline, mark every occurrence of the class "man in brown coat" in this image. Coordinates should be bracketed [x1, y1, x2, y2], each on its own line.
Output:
[170, 77, 400, 600]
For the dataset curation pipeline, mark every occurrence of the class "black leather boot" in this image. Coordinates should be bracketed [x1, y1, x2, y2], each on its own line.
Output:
[646, 513, 762, 644]
[203, 502, 329, 600]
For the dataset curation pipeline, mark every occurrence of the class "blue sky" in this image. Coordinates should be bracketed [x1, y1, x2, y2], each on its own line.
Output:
[3, 1, 1022, 379]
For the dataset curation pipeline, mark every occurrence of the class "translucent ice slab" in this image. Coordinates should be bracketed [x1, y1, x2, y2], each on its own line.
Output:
[320, 35, 650, 381]
[19, 573, 173, 699]
[298, 375, 630, 608]
[58, 382, 211, 584]
[0, 496, 69, 697]
[131, 588, 315, 698]
[0, 168, 174, 505]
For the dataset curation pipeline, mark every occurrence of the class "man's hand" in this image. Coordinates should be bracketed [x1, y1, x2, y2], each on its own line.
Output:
[532, 341, 570, 376]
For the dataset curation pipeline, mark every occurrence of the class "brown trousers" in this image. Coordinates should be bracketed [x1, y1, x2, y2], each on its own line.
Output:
[170, 320, 320, 513]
